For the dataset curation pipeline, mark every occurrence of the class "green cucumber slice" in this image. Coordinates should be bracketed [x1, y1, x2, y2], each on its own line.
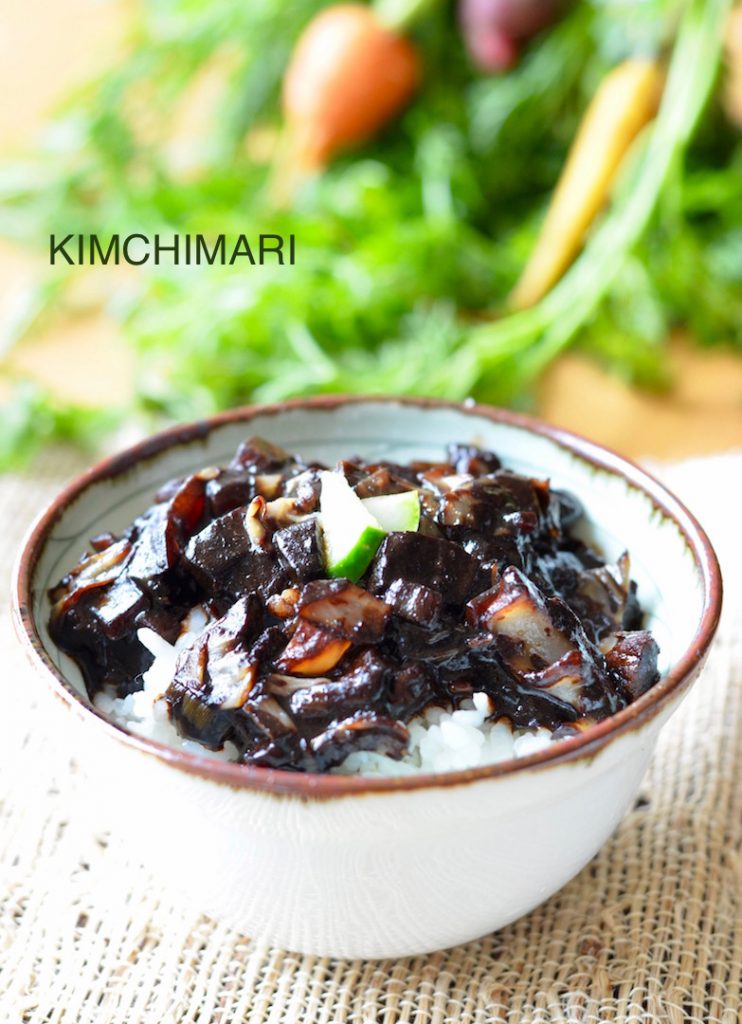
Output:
[319, 471, 386, 582]
[361, 491, 420, 533]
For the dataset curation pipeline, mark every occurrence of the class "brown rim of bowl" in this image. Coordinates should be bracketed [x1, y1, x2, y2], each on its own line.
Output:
[13, 395, 723, 799]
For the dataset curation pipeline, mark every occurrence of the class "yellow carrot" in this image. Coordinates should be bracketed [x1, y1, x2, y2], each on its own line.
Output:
[511, 58, 665, 310]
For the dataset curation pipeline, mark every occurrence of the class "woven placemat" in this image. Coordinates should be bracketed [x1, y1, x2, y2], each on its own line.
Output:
[1, 450, 739, 1023]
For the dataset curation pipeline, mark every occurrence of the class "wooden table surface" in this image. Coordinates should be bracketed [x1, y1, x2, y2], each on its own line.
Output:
[2, 0, 741, 463]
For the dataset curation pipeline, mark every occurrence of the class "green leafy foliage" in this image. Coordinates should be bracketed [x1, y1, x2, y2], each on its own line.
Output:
[0, 382, 120, 471]
[0, 0, 738, 464]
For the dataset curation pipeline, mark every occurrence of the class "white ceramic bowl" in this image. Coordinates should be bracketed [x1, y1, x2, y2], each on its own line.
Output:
[14, 398, 722, 959]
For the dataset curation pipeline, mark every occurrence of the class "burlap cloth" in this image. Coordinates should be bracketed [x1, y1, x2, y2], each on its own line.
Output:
[1, 450, 739, 1023]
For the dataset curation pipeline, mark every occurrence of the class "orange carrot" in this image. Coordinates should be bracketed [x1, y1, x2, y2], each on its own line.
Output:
[282, 3, 421, 171]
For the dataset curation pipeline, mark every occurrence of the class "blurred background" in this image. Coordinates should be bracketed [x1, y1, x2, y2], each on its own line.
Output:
[1, 0, 741, 468]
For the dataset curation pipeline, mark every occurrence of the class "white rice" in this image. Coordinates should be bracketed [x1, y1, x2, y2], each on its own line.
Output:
[94, 610, 240, 763]
[94, 619, 558, 774]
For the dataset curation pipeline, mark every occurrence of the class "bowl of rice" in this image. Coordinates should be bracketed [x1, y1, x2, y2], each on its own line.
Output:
[13, 397, 722, 958]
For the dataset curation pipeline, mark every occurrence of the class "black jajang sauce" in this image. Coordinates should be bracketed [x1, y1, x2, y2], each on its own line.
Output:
[49, 438, 659, 772]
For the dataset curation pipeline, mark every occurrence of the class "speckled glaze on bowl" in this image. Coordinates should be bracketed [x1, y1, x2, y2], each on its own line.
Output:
[13, 398, 722, 959]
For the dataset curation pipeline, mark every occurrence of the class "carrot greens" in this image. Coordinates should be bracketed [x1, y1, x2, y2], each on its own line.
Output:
[0, 0, 738, 466]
